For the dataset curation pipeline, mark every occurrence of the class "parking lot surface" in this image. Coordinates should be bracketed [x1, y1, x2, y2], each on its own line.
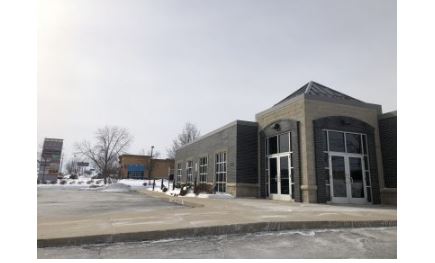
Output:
[38, 226, 397, 259]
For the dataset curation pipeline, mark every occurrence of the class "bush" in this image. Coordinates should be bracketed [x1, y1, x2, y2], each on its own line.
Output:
[143, 182, 147, 186]
[162, 187, 168, 192]
[50, 180, 57, 184]
[179, 184, 192, 196]
[69, 174, 78, 179]
[95, 180, 102, 185]
[179, 188, 188, 196]
[78, 181, 83, 185]
[69, 181, 75, 184]
[86, 180, 92, 184]
[89, 184, 101, 188]
[194, 183, 214, 195]
[60, 180, 67, 185]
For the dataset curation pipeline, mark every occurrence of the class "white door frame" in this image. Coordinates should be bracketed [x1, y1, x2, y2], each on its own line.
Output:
[267, 153, 292, 201]
[329, 152, 367, 204]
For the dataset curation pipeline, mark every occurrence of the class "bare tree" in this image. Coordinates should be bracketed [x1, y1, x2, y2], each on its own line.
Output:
[75, 126, 133, 184]
[167, 122, 200, 159]
[64, 158, 76, 175]
[139, 148, 161, 159]
[146, 149, 161, 159]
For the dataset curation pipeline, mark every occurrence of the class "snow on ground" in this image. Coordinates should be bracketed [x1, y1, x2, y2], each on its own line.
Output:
[38, 177, 234, 199]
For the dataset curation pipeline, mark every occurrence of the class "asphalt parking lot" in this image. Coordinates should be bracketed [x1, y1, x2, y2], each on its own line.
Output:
[37, 186, 184, 223]
[38, 226, 397, 259]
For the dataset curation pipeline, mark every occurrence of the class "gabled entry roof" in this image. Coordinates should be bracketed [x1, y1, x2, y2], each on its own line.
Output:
[274, 81, 364, 106]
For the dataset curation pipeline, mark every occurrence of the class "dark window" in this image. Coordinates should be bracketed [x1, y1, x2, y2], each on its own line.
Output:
[279, 133, 290, 153]
[346, 133, 362, 153]
[362, 134, 368, 154]
[323, 130, 328, 151]
[280, 156, 289, 195]
[268, 136, 278, 154]
[328, 131, 345, 152]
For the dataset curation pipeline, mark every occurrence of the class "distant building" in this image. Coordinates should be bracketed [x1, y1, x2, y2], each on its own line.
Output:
[38, 138, 63, 182]
[119, 154, 174, 180]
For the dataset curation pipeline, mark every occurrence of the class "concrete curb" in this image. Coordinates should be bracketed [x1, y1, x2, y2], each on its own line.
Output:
[37, 219, 396, 248]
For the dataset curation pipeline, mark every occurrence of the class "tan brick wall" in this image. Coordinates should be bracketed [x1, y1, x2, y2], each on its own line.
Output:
[119, 155, 174, 179]
[256, 98, 311, 200]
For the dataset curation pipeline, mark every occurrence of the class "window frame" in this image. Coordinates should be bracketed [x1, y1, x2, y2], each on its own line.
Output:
[199, 156, 208, 183]
[215, 151, 227, 192]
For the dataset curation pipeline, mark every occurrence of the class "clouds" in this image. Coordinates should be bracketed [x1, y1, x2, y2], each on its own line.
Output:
[38, 0, 396, 160]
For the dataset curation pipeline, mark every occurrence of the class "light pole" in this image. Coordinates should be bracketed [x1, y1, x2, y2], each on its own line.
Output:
[148, 146, 154, 180]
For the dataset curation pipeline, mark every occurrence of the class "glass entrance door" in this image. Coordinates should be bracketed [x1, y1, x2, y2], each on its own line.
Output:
[268, 155, 291, 200]
[269, 157, 278, 194]
[330, 154, 367, 204]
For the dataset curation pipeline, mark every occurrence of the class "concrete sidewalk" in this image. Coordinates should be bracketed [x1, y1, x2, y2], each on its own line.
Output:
[38, 189, 397, 247]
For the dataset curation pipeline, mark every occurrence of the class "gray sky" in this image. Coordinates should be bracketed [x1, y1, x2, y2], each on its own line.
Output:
[38, 0, 396, 161]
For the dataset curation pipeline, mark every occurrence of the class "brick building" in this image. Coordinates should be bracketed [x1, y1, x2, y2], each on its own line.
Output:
[175, 81, 397, 204]
[119, 154, 174, 180]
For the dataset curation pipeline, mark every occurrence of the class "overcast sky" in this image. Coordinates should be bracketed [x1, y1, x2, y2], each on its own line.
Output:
[38, 0, 396, 161]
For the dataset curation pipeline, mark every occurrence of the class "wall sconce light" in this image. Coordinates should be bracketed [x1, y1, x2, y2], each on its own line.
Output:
[273, 123, 281, 131]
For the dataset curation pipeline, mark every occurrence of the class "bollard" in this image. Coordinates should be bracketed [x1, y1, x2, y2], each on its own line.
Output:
[152, 179, 155, 191]
[161, 178, 163, 189]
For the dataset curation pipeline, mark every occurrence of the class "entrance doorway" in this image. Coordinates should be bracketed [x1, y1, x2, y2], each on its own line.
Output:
[268, 155, 292, 200]
[266, 132, 293, 200]
[329, 153, 367, 204]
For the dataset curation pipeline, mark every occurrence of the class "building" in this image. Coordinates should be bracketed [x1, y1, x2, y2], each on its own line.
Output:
[378, 111, 397, 205]
[175, 81, 397, 204]
[119, 154, 174, 180]
[38, 138, 63, 182]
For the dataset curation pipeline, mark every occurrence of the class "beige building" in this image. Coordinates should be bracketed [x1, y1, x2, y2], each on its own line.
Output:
[119, 154, 174, 180]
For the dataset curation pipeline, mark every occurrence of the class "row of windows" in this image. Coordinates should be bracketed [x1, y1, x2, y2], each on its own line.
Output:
[175, 152, 227, 192]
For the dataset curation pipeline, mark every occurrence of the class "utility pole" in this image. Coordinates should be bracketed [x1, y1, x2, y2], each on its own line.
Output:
[148, 145, 154, 180]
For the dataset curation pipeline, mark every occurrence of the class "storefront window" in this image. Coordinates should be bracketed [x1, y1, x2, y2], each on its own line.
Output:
[346, 133, 362, 153]
[328, 131, 345, 152]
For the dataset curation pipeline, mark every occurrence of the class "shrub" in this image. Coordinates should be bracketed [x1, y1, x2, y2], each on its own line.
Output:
[143, 182, 147, 186]
[89, 184, 101, 188]
[60, 180, 67, 185]
[69, 174, 78, 179]
[50, 180, 57, 184]
[69, 181, 75, 184]
[95, 180, 102, 185]
[194, 183, 214, 195]
[78, 181, 83, 185]
[86, 180, 92, 184]
[162, 187, 168, 192]
[179, 188, 188, 196]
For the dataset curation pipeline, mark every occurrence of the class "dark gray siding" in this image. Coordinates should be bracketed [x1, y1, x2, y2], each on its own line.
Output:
[313, 116, 381, 204]
[236, 123, 258, 184]
[175, 121, 258, 188]
[379, 113, 397, 188]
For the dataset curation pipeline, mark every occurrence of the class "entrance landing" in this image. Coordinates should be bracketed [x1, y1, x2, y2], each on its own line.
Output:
[38, 189, 396, 247]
